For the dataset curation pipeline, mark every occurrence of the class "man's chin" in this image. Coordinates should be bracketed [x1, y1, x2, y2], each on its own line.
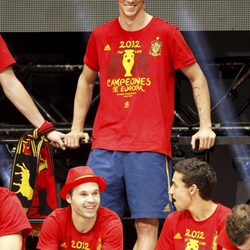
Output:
[173, 201, 182, 211]
[174, 205, 180, 211]
[83, 209, 98, 218]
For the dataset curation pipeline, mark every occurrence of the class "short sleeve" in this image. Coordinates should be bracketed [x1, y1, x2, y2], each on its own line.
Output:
[84, 31, 99, 72]
[0, 35, 16, 72]
[167, 27, 196, 70]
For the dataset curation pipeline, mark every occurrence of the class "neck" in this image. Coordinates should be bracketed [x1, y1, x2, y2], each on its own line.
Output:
[189, 200, 217, 221]
[72, 212, 97, 233]
[119, 11, 153, 31]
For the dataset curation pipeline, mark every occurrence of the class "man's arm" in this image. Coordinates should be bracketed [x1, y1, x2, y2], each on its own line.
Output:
[64, 64, 97, 148]
[0, 233, 23, 250]
[181, 62, 216, 150]
[0, 67, 45, 128]
[0, 67, 65, 149]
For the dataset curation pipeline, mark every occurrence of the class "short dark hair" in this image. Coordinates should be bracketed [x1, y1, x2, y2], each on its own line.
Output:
[173, 158, 217, 200]
[226, 204, 250, 246]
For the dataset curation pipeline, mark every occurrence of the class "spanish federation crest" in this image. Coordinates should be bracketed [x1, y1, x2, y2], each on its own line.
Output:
[150, 38, 162, 56]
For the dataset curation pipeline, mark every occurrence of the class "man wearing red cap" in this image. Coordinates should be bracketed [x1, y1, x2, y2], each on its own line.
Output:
[37, 166, 123, 250]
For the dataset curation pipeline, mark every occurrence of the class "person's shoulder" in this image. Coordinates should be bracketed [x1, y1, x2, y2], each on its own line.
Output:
[46, 206, 69, 223]
[0, 186, 13, 194]
[0, 187, 18, 204]
[0, 187, 12, 196]
[216, 203, 231, 214]
[213, 203, 232, 226]
[166, 210, 187, 221]
[215, 203, 232, 220]
[93, 18, 119, 34]
[99, 207, 120, 217]
[53, 206, 69, 216]
[152, 17, 179, 33]
[96, 207, 122, 233]
[98, 207, 121, 221]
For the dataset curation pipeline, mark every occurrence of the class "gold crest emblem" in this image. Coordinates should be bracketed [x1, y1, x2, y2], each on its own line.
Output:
[150, 37, 162, 56]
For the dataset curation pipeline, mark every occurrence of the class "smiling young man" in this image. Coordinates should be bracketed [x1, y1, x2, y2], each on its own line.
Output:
[64, 0, 216, 249]
[37, 166, 123, 250]
[156, 158, 231, 250]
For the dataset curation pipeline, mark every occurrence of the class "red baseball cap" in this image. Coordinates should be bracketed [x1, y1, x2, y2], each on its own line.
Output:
[60, 166, 107, 199]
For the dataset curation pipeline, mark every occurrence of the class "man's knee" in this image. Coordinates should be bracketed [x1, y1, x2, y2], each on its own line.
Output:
[135, 218, 159, 236]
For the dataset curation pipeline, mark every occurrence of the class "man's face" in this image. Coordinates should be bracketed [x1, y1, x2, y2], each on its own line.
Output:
[67, 182, 100, 219]
[169, 171, 192, 211]
[118, 0, 144, 18]
[237, 236, 250, 250]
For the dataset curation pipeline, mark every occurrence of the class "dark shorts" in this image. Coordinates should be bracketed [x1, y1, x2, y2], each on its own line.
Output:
[87, 149, 174, 219]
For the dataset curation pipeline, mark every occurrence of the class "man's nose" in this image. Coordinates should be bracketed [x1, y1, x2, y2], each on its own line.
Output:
[86, 194, 94, 202]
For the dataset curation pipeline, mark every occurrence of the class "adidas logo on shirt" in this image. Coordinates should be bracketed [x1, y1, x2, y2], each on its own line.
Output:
[174, 232, 182, 239]
[104, 44, 111, 51]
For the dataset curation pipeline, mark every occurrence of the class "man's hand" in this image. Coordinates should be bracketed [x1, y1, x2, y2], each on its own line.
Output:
[191, 128, 216, 150]
[46, 131, 66, 150]
[64, 131, 90, 148]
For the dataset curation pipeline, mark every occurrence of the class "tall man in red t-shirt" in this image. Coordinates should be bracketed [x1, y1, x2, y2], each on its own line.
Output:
[64, 1, 216, 249]
[37, 166, 123, 250]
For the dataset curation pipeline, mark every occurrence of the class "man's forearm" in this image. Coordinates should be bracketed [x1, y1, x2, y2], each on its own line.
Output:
[71, 73, 94, 132]
[191, 74, 212, 129]
[1, 69, 45, 128]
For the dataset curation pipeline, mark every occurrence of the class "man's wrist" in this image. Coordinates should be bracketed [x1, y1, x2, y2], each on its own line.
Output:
[38, 120, 55, 135]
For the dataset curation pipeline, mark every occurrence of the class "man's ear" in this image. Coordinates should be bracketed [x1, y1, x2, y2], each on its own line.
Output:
[189, 184, 198, 196]
[66, 193, 71, 204]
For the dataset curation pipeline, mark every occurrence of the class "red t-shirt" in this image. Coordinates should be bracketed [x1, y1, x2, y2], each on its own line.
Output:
[218, 226, 238, 250]
[84, 17, 196, 157]
[0, 35, 16, 72]
[0, 187, 32, 250]
[37, 206, 123, 250]
[156, 203, 231, 250]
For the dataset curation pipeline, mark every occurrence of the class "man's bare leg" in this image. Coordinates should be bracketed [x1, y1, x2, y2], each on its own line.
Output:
[133, 218, 159, 250]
